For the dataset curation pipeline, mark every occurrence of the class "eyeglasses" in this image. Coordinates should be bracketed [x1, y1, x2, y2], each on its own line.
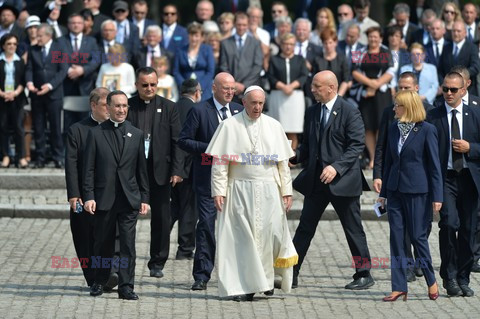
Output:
[163, 12, 176, 16]
[442, 86, 462, 93]
[393, 103, 404, 108]
[338, 13, 349, 17]
[141, 83, 157, 88]
[271, 10, 283, 14]
[444, 10, 455, 15]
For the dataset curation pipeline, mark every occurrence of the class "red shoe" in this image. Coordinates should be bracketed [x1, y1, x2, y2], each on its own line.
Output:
[382, 292, 407, 302]
[428, 282, 439, 300]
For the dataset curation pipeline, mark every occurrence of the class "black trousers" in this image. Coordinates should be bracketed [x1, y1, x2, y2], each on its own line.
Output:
[64, 110, 89, 136]
[31, 97, 63, 162]
[170, 177, 197, 257]
[439, 169, 479, 285]
[0, 101, 25, 159]
[293, 180, 372, 279]
[148, 182, 171, 270]
[70, 208, 95, 286]
[473, 210, 480, 263]
[93, 191, 138, 292]
[192, 192, 216, 282]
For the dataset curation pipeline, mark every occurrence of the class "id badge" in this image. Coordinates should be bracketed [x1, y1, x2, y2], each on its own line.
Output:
[144, 134, 151, 159]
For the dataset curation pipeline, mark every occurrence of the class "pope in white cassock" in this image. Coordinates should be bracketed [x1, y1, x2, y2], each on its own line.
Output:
[205, 85, 298, 301]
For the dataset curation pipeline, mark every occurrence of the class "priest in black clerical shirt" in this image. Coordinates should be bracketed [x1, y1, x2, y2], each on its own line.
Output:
[127, 67, 185, 278]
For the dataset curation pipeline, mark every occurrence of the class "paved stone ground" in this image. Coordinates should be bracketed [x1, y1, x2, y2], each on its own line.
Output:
[0, 218, 479, 318]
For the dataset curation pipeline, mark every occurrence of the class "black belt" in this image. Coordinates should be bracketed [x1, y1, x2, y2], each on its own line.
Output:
[447, 168, 469, 178]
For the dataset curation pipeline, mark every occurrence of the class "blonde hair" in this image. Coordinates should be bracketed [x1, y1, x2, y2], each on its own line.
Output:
[441, 2, 463, 23]
[280, 32, 296, 43]
[395, 90, 426, 123]
[317, 8, 336, 33]
[152, 56, 169, 68]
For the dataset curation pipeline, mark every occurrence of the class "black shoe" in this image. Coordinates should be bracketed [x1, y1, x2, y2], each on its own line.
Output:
[472, 261, 480, 273]
[414, 266, 424, 277]
[191, 279, 207, 290]
[103, 272, 118, 292]
[35, 161, 45, 169]
[175, 252, 195, 260]
[459, 284, 475, 297]
[232, 293, 254, 302]
[345, 276, 375, 290]
[90, 283, 103, 296]
[118, 290, 139, 300]
[443, 279, 463, 296]
[407, 270, 416, 282]
[54, 160, 64, 169]
[292, 274, 298, 289]
[264, 289, 274, 296]
[150, 268, 164, 278]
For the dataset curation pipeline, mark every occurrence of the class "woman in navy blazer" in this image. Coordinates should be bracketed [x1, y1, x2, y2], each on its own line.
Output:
[378, 90, 443, 301]
[173, 22, 215, 101]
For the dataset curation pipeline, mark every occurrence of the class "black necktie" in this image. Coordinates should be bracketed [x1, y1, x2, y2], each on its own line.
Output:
[73, 37, 79, 52]
[319, 104, 328, 138]
[42, 47, 47, 62]
[220, 107, 228, 121]
[451, 109, 463, 172]
[435, 42, 440, 60]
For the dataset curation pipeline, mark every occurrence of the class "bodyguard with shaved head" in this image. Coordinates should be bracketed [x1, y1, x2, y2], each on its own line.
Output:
[291, 71, 374, 290]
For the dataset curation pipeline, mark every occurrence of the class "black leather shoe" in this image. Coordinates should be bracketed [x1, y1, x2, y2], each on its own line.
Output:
[292, 274, 298, 288]
[232, 293, 254, 302]
[191, 279, 207, 290]
[90, 283, 103, 296]
[176, 252, 195, 260]
[104, 272, 118, 292]
[345, 276, 375, 290]
[54, 160, 64, 168]
[35, 161, 45, 169]
[459, 284, 475, 297]
[414, 266, 424, 277]
[407, 270, 416, 282]
[264, 289, 274, 296]
[472, 261, 480, 273]
[150, 268, 164, 278]
[443, 279, 463, 296]
[118, 290, 139, 300]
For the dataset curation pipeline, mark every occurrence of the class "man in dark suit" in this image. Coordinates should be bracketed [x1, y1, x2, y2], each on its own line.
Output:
[130, 0, 156, 39]
[42, 1, 67, 39]
[65, 87, 110, 288]
[291, 70, 374, 290]
[338, 24, 366, 73]
[97, 19, 120, 56]
[127, 67, 184, 278]
[60, 13, 101, 133]
[434, 66, 480, 109]
[426, 72, 480, 297]
[170, 79, 202, 260]
[112, 1, 141, 58]
[373, 72, 434, 282]
[82, 0, 109, 38]
[264, 1, 289, 39]
[84, 90, 149, 300]
[438, 21, 480, 96]
[219, 12, 263, 102]
[295, 0, 328, 28]
[161, 4, 188, 55]
[25, 23, 68, 168]
[178, 72, 244, 291]
[391, 3, 419, 48]
[425, 19, 449, 69]
[462, 3, 479, 43]
[411, 9, 437, 47]
[0, 4, 25, 41]
[131, 25, 173, 71]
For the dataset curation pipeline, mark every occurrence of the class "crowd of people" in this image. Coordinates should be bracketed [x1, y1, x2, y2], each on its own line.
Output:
[1, 0, 480, 303]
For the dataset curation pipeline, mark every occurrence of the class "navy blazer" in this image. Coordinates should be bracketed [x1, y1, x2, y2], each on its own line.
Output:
[380, 121, 443, 202]
[424, 39, 450, 68]
[58, 34, 101, 96]
[173, 43, 215, 101]
[293, 97, 369, 197]
[129, 18, 156, 37]
[178, 98, 243, 195]
[161, 24, 189, 54]
[427, 104, 480, 191]
[25, 40, 69, 100]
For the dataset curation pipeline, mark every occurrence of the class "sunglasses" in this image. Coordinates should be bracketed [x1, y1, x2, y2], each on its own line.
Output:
[141, 83, 157, 88]
[338, 13, 349, 17]
[163, 12, 176, 16]
[444, 10, 455, 15]
[442, 86, 462, 93]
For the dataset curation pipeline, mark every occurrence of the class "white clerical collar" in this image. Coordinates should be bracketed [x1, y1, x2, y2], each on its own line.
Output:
[213, 97, 229, 111]
[91, 114, 102, 124]
[110, 119, 125, 127]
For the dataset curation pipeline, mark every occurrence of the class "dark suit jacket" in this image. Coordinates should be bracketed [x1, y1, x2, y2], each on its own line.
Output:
[116, 21, 141, 56]
[379, 121, 443, 203]
[438, 40, 480, 95]
[173, 44, 215, 101]
[161, 24, 189, 55]
[267, 55, 308, 89]
[58, 34, 101, 96]
[215, 0, 249, 14]
[130, 18, 156, 37]
[427, 104, 480, 191]
[175, 96, 196, 178]
[312, 52, 350, 84]
[425, 39, 450, 68]
[0, 58, 27, 107]
[178, 98, 243, 195]
[65, 116, 99, 200]
[83, 120, 149, 211]
[131, 45, 173, 72]
[219, 35, 263, 89]
[25, 40, 69, 100]
[412, 28, 431, 46]
[382, 23, 419, 47]
[434, 93, 480, 109]
[8, 23, 25, 43]
[292, 97, 369, 197]
[374, 101, 433, 180]
[92, 13, 110, 38]
[127, 95, 184, 183]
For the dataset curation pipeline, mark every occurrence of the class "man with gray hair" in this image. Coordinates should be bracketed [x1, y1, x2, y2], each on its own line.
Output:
[412, 9, 437, 46]
[132, 25, 173, 70]
[98, 19, 118, 55]
[206, 85, 297, 301]
[390, 2, 419, 48]
[337, 4, 354, 41]
[426, 18, 448, 69]
[462, 3, 479, 43]
[25, 23, 68, 168]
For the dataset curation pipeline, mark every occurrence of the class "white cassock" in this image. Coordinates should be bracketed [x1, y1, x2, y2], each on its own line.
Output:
[206, 110, 298, 297]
